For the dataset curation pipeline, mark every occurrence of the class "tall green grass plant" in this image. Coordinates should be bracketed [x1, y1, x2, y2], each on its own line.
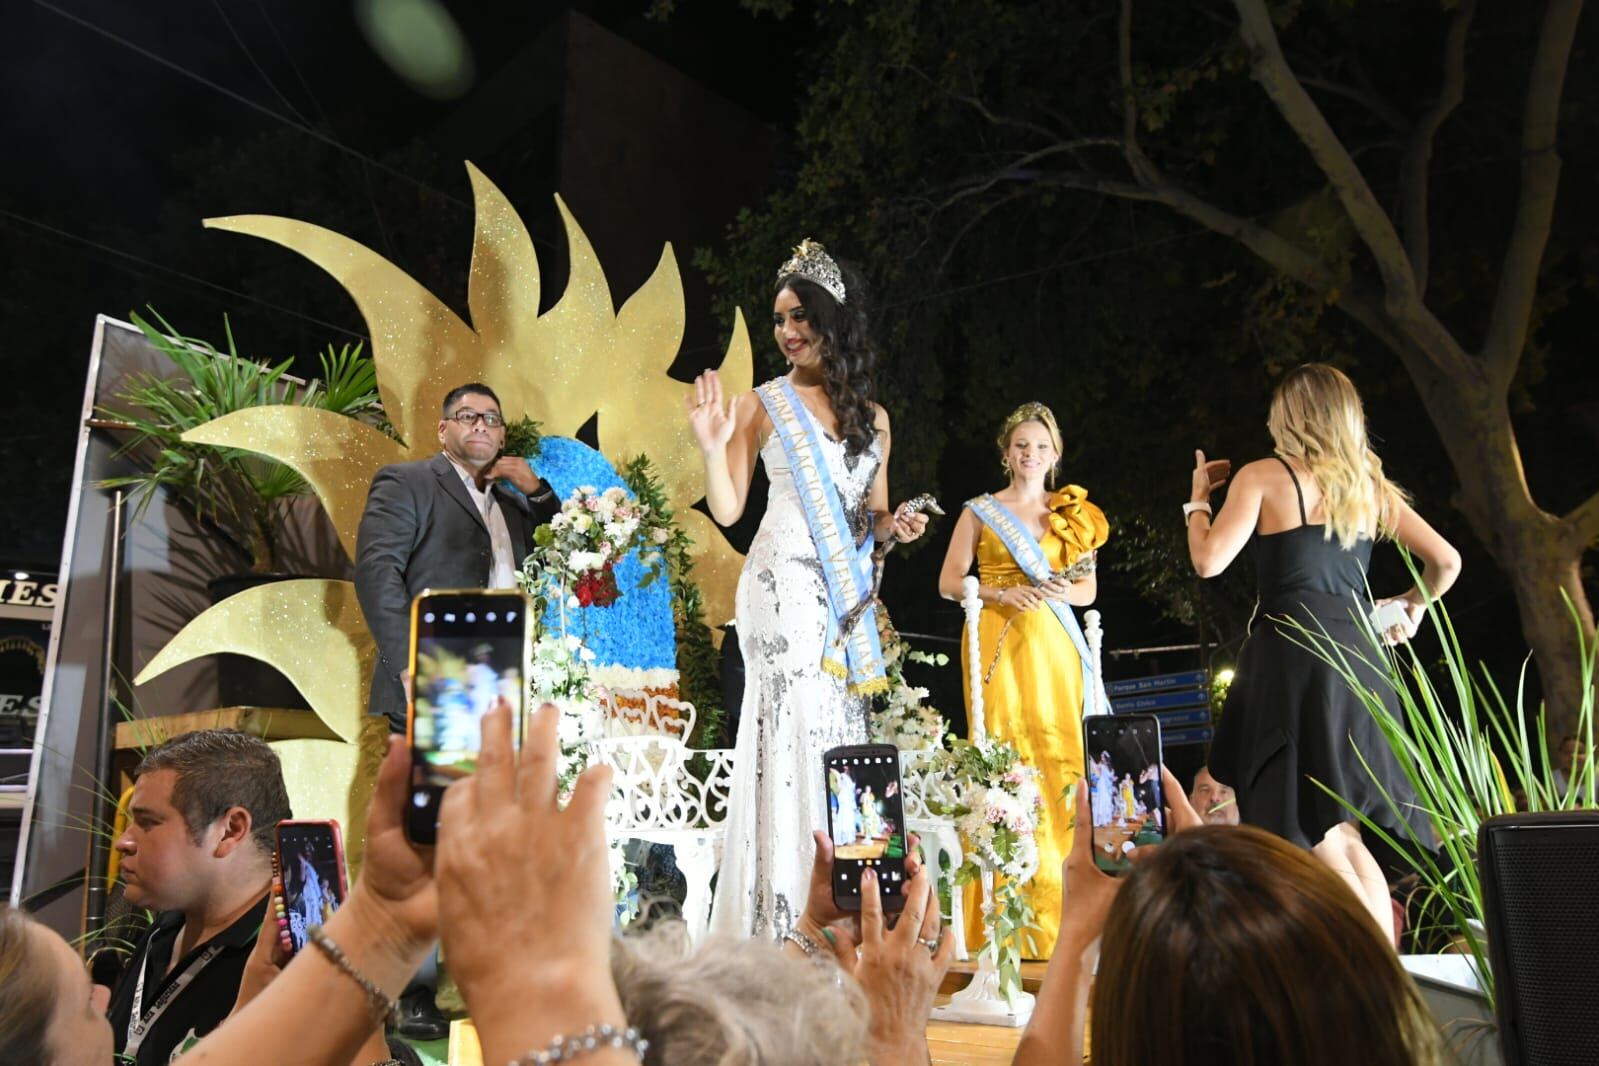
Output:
[1284, 578, 1595, 1010]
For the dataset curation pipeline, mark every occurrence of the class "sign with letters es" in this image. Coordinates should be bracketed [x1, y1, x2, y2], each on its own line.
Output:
[0, 579, 58, 609]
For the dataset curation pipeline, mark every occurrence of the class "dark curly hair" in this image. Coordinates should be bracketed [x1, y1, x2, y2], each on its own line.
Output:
[775, 268, 879, 458]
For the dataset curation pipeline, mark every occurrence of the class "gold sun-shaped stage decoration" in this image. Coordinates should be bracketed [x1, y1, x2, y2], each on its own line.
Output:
[134, 164, 751, 846]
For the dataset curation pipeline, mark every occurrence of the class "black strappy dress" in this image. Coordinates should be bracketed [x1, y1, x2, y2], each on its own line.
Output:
[1207, 459, 1424, 849]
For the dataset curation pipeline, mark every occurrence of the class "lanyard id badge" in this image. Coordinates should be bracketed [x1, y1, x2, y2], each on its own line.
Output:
[123, 939, 225, 1060]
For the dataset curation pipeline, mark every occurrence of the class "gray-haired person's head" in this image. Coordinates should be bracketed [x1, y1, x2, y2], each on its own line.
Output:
[612, 923, 869, 1065]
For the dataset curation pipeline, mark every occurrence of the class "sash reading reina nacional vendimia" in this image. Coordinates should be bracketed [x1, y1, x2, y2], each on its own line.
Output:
[967, 494, 1108, 715]
[756, 379, 888, 696]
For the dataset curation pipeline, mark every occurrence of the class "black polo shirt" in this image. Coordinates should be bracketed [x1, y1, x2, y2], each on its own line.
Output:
[106, 892, 267, 1065]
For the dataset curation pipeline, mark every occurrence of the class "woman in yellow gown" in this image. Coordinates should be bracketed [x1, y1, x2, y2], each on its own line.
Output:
[938, 402, 1109, 958]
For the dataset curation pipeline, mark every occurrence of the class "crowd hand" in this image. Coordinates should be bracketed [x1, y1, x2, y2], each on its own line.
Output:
[1060, 769, 1206, 956]
[436, 702, 622, 1034]
[856, 865, 954, 1066]
[890, 504, 929, 544]
[1059, 780, 1125, 962]
[345, 734, 440, 962]
[1159, 766, 1206, 833]
[686, 370, 735, 453]
[486, 456, 543, 495]
[798, 829, 925, 970]
[1191, 449, 1231, 502]
[232, 901, 290, 1014]
[1374, 596, 1425, 646]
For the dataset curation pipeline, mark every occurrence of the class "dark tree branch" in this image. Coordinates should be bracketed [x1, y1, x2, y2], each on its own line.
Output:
[1563, 489, 1599, 554]
[1231, 0, 1418, 307]
[935, 189, 1029, 276]
[1299, 75, 1409, 132]
[936, 140, 1125, 213]
[1399, 0, 1476, 296]
[1483, 0, 1585, 391]
[906, 66, 1071, 145]
[1118, 0, 1162, 188]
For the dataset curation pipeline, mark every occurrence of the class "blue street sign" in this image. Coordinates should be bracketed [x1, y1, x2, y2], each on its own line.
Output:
[1111, 689, 1209, 713]
[1152, 707, 1212, 728]
[1105, 670, 1208, 697]
[1163, 725, 1215, 747]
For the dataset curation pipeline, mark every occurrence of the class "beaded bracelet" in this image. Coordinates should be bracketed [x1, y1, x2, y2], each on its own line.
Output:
[270, 864, 293, 955]
[306, 925, 401, 1028]
[510, 1023, 649, 1065]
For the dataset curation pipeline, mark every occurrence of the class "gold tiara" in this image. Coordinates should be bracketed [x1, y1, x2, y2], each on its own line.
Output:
[776, 238, 847, 305]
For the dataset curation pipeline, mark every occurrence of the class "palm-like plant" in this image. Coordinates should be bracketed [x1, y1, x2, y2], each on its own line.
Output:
[99, 308, 384, 572]
[1286, 573, 1597, 1010]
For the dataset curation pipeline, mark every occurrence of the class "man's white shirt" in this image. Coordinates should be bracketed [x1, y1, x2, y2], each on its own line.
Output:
[446, 455, 517, 589]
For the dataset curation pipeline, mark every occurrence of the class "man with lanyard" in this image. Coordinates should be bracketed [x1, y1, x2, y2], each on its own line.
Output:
[106, 729, 292, 1064]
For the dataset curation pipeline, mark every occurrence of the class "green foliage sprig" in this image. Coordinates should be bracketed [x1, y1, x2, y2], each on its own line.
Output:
[620, 455, 726, 749]
[100, 308, 384, 572]
[1288, 558, 1597, 1010]
[501, 416, 544, 462]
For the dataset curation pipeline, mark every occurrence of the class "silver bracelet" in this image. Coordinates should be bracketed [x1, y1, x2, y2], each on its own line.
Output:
[306, 925, 401, 1028]
[783, 928, 821, 957]
[511, 1023, 649, 1065]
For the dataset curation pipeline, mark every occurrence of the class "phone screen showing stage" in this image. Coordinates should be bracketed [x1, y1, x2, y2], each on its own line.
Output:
[276, 822, 346, 954]
[407, 590, 529, 842]
[825, 744, 907, 911]
[1083, 714, 1166, 874]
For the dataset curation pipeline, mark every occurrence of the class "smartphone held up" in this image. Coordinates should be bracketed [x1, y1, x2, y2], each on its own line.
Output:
[825, 743, 908, 913]
[1083, 714, 1166, 875]
[406, 588, 531, 844]
[273, 820, 348, 956]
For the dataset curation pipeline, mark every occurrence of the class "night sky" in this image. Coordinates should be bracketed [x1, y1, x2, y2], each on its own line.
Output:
[0, 0, 795, 570]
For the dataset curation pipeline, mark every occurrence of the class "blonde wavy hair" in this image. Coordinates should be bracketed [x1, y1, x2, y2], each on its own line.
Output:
[997, 402, 1064, 485]
[1267, 364, 1408, 549]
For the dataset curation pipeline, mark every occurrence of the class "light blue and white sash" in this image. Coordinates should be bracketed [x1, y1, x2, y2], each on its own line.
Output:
[967, 494, 1107, 715]
[758, 379, 887, 695]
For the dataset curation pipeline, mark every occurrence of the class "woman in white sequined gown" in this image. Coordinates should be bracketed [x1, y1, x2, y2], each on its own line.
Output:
[687, 241, 927, 940]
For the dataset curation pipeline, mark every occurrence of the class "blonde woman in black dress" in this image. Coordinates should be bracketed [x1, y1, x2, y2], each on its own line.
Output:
[1185, 364, 1461, 940]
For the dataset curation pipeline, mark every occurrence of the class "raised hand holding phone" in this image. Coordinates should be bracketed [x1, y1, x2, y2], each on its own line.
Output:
[406, 588, 531, 844]
[435, 702, 626, 1066]
[825, 743, 909, 913]
[1082, 714, 1166, 875]
[273, 820, 348, 956]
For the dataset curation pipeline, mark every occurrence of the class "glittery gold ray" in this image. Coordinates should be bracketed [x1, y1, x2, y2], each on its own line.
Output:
[522, 196, 619, 428]
[183, 409, 408, 563]
[465, 162, 540, 416]
[271, 732, 387, 875]
[679, 508, 744, 646]
[188, 165, 758, 677]
[133, 579, 375, 743]
[599, 304, 754, 515]
[202, 214, 483, 449]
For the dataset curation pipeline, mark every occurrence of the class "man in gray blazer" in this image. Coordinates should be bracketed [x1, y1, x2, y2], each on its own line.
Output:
[354, 382, 559, 732]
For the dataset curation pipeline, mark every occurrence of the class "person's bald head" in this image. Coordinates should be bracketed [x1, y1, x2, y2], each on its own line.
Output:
[1190, 767, 1239, 826]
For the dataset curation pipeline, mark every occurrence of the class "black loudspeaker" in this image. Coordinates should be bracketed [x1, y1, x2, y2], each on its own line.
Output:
[1477, 811, 1599, 1066]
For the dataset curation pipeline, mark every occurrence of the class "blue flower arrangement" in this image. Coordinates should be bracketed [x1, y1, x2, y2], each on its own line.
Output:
[510, 437, 677, 675]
